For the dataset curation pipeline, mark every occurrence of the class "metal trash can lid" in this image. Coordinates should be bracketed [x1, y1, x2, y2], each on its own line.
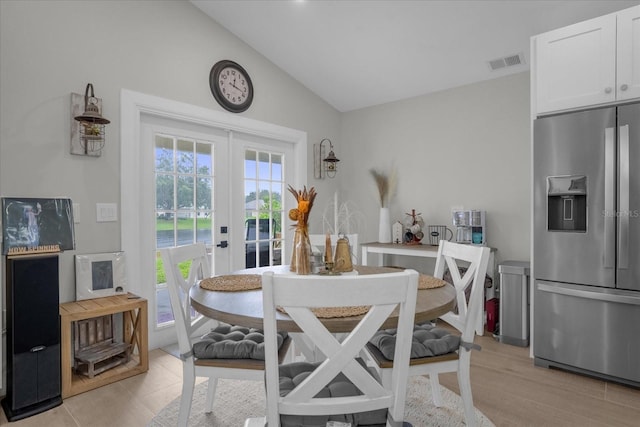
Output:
[498, 260, 530, 276]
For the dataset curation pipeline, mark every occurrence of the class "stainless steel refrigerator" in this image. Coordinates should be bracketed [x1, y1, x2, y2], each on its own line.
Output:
[533, 102, 640, 387]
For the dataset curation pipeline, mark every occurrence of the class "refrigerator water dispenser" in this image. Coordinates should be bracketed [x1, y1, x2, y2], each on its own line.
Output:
[547, 175, 586, 232]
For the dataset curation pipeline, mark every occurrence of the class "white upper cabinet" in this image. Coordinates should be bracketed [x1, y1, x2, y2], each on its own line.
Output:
[533, 5, 640, 114]
[617, 6, 640, 102]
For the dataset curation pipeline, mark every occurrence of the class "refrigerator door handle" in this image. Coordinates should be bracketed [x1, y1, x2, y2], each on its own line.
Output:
[538, 282, 640, 306]
[604, 127, 616, 268]
[618, 124, 630, 270]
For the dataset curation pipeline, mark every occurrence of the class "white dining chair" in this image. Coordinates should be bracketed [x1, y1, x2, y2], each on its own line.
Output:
[364, 241, 490, 427]
[160, 243, 290, 427]
[245, 268, 419, 427]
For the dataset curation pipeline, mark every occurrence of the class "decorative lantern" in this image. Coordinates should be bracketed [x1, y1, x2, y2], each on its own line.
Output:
[71, 83, 110, 156]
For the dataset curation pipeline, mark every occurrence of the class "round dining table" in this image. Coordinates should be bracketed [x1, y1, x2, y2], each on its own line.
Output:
[190, 265, 457, 333]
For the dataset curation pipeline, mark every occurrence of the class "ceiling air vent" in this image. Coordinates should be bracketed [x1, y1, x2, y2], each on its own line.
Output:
[487, 53, 526, 71]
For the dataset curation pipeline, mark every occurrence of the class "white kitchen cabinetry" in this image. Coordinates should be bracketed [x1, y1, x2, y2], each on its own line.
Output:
[617, 6, 640, 102]
[533, 5, 640, 114]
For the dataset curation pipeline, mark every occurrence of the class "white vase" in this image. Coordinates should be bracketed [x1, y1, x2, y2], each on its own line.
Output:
[378, 207, 392, 243]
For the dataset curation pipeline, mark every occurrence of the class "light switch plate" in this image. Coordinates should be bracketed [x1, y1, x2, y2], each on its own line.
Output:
[73, 203, 80, 224]
[96, 203, 118, 222]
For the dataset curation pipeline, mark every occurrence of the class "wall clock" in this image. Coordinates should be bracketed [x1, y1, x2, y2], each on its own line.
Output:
[209, 60, 254, 113]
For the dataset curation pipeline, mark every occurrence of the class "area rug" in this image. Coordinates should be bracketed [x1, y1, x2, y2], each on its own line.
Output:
[148, 375, 495, 427]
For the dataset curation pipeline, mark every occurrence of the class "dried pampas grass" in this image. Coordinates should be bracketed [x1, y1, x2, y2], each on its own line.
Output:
[370, 168, 396, 207]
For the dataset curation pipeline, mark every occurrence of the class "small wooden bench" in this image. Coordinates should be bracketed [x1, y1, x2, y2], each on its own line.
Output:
[74, 314, 132, 378]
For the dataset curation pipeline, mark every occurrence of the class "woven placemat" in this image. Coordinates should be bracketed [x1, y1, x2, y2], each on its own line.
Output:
[199, 274, 262, 292]
[277, 305, 370, 319]
[419, 275, 447, 289]
[353, 265, 447, 290]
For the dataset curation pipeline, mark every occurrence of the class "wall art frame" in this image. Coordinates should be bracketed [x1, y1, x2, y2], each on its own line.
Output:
[75, 251, 127, 301]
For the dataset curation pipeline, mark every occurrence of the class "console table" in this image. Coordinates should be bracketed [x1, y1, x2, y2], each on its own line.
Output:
[361, 242, 497, 298]
[361, 242, 440, 266]
[59, 294, 148, 398]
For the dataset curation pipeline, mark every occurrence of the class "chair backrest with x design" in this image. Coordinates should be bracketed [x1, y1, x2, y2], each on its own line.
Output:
[435, 241, 490, 339]
[160, 242, 213, 359]
[260, 269, 419, 427]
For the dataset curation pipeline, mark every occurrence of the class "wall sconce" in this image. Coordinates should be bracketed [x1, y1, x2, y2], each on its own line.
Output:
[314, 138, 340, 179]
[71, 83, 110, 157]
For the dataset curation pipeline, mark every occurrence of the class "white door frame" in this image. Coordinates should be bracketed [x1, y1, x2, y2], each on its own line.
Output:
[120, 89, 307, 349]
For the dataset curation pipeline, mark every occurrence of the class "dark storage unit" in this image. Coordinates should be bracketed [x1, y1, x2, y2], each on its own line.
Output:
[2, 254, 62, 421]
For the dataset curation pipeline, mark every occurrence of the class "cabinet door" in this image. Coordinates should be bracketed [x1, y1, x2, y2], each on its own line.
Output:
[617, 6, 640, 101]
[535, 14, 616, 114]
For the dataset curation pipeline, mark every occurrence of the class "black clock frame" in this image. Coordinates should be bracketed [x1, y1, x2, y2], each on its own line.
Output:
[209, 60, 254, 113]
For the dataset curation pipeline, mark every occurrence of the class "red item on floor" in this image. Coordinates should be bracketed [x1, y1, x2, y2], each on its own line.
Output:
[486, 298, 499, 333]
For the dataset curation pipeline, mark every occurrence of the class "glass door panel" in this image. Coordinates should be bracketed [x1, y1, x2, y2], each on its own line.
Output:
[243, 149, 284, 269]
[154, 133, 216, 326]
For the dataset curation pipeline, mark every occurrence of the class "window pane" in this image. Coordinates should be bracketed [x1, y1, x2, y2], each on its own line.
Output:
[196, 142, 212, 176]
[245, 180, 257, 212]
[196, 177, 212, 210]
[156, 287, 173, 324]
[155, 136, 173, 172]
[258, 152, 270, 180]
[156, 215, 175, 249]
[156, 173, 174, 210]
[176, 215, 195, 246]
[257, 182, 270, 212]
[272, 154, 282, 181]
[177, 139, 194, 174]
[271, 182, 283, 211]
[197, 212, 212, 245]
[177, 175, 194, 209]
[245, 150, 257, 179]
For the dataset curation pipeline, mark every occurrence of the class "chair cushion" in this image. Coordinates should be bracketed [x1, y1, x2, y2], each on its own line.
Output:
[277, 361, 388, 427]
[193, 323, 288, 360]
[369, 322, 460, 360]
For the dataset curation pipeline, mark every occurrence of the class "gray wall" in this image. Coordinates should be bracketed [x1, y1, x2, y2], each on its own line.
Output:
[339, 72, 531, 271]
[1, 0, 531, 342]
[0, 0, 342, 302]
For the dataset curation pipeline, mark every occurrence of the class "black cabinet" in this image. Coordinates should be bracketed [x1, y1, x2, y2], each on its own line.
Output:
[2, 254, 62, 421]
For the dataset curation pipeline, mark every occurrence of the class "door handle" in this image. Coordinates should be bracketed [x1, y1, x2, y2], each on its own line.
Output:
[619, 125, 629, 269]
[216, 240, 228, 248]
[604, 127, 615, 268]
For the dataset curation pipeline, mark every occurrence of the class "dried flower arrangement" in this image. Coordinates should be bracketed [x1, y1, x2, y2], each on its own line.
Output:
[287, 185, 317, 274]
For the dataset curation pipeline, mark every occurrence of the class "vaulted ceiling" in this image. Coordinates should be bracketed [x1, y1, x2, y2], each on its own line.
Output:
[192, 0, 639, 112]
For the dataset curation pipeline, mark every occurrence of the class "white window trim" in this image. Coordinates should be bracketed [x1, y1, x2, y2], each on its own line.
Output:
[120, 89, 306, 347]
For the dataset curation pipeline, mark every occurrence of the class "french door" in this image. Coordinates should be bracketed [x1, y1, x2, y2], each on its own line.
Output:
[121, 89, 307, 349]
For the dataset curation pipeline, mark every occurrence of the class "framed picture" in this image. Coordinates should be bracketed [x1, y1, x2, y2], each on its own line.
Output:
[2, 197, 75, 255]
[75, 252, 127, 301]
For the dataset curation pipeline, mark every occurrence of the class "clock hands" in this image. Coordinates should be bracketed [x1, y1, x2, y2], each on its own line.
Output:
[230, 77, 243, 93]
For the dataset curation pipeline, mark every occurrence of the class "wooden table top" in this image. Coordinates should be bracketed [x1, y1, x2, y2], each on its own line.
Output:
[190, 265, 456, 333]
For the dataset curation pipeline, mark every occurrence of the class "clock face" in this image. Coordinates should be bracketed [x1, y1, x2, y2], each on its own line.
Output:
[210, 60, 254, 113]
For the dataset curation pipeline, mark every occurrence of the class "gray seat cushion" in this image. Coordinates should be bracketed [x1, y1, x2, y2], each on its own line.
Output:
[277, 360, 388, 427]
[193, 323, 288, 360]
[369, 322, 460, 360]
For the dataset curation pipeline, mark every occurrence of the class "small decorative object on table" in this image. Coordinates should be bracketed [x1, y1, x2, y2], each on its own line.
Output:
[288, 185, 317, 275]
[370, 168, 396, 243]
[392, 221, 403, 244]
[403, 209, 425, 245]
[333, 234, 353, 272]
